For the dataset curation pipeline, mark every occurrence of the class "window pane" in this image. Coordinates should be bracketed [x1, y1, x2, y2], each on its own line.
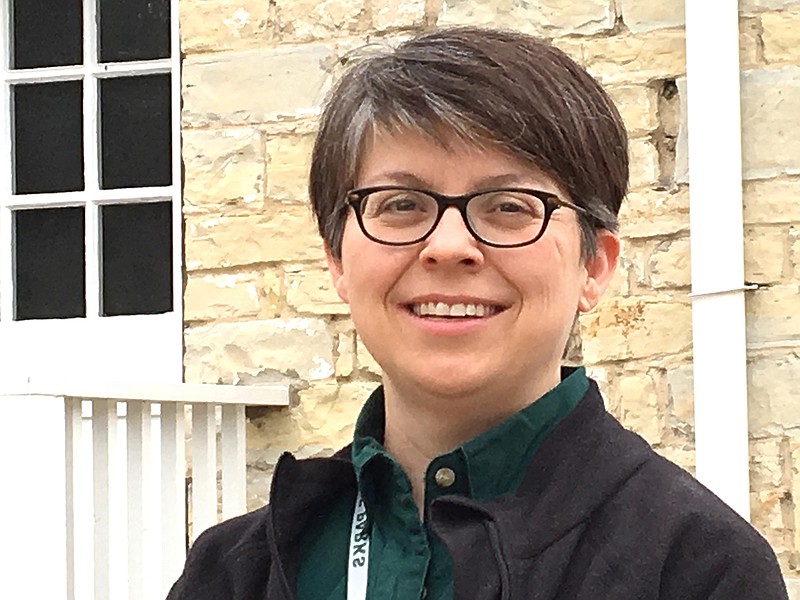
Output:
[101, 202, 172, 316]
[14, 207, 86, 320]
[100, 75, 172, 189]
[99, 0, 170, 63]
[12, 0, 82, 69]
[13, 81, 84, 194]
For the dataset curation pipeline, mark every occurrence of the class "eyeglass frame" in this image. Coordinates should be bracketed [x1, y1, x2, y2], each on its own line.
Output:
[344, 185, 589, 248]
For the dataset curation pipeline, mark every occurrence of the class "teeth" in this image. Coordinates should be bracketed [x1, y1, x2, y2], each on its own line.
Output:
[411, 302, 500, 318]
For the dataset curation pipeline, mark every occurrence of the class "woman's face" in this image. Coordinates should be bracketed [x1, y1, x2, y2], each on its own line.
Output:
[327, 129, 618, 404]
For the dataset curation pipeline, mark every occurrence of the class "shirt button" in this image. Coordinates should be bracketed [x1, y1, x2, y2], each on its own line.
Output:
[434, 467, 456, 488]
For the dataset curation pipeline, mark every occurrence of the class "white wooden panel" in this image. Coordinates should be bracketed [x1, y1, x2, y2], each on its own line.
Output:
[160, 402, 186, 596]
[92, 400, 116, 600]
[0, 395, 68, 599]
[191, 403, 218, 539]
[127, 400, 151, 600]
[65, 398, 82, 600]
[221, 404, 247, 519]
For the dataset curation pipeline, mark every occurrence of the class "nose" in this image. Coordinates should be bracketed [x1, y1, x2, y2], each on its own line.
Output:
[418, 207, 484, 268]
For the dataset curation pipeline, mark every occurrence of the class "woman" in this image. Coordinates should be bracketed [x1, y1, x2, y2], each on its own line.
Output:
[168, 27, 786, 600]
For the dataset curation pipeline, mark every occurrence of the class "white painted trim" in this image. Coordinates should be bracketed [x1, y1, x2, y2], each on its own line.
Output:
[685, 1, 751, 519]
[0, 0, 184, 384]
[0, 377, 290, 407]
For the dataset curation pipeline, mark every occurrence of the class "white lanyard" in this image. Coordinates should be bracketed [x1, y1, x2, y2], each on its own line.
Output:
[348, 491, 370, 600]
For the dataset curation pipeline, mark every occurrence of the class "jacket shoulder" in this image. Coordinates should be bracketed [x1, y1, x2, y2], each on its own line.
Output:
[624, 452, 788, 599]
[166, 506, 273, 600]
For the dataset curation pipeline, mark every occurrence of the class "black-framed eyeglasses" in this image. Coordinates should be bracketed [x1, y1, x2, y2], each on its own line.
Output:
[345, 186, 587, 248]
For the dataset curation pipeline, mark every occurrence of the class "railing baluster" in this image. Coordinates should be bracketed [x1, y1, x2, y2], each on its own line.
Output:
[221, 404, 247, 519]
[65, 398, 82, 600]
[92, 399, 115, 600]
[160, 401, 186, 596]
[191, 403, 218, 539]
[127, 400, 151, 600]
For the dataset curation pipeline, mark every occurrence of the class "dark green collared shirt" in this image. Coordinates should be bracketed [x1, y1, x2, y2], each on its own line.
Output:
[296, 368, 589, 600]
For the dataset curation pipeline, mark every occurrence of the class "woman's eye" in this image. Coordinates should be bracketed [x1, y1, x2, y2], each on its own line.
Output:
[384, 198, 419, 212]
[495, 202, 527, 213]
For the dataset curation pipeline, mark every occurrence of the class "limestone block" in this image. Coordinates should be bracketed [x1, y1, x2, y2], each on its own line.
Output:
[618, 187, 690, 239]
[743, 176, 800, 224]
[266, 135, 316, 203]
[184, 317, 335, 383]
[748, 349, 800, 435]
[741, 66, 800, 179]
[180, 0, 271, 54]
[792, 228, 800, 279]
[244, 379, 376, 506]
[744, 225, 787, 283]
[762, 10, 800, 64]
[618, 372, 661, 444]
[182, 44, 335, 127]
[336, 331, 355, 376]
[272, 0, 368, 42]
[749, 437, 792, 557]
[790, 438, 800, 558]
[557, 30, 686, 86]
[356, 334, 382, 374]
[437, 0, 613, 36]
[183, 128, 265, 217]
[648, 237, 691, 289]
[607, 85, 659, 135]
[666, 362, 694, 428]
[740, 0, 800, 14]
[745, 284, 800, 344]
[673, 77, 689, 184]
[184, 271, 261, 322]
[372, 0, 426, 32]
[628, 138, 659, 190]
[581, 299, 692, 363]
[185, 204, 325, 271]
[620, 0, 685, 34]
[285, 266, 350, 315]
[739, 18, 764, 71]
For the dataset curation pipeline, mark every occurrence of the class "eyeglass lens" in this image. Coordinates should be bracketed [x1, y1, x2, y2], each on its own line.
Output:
[358, 189, 548, 246]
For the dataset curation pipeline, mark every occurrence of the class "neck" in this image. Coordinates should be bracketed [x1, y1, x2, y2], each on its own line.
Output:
[381, 369, 561, 515]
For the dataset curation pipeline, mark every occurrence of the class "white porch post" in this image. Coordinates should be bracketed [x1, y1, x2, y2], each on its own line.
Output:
[684, 1, 751, 519]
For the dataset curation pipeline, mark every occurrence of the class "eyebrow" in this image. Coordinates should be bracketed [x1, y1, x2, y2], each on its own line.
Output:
[361, 170, 545, 189]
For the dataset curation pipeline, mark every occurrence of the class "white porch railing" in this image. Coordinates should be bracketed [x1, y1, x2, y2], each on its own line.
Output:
[0, 379, 288, 600]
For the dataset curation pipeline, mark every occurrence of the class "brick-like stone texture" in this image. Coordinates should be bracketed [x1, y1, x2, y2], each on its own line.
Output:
[619, 0, 685, 33]
[180, 0, 272, 53]
[182, 44, 335, 127]
[762, 10, 800, 64]
[438, 0, 614, 36]
[741, 66, 800, 179]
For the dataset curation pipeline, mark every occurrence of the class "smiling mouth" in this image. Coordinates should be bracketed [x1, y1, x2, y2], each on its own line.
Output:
[406, 301, 507, 318]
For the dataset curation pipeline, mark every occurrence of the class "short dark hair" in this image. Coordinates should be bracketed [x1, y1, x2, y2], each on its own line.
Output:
[309, 27, 629, 259]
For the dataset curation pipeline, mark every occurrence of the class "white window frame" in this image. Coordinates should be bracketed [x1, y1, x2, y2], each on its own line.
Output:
[0, 0, 182, 383]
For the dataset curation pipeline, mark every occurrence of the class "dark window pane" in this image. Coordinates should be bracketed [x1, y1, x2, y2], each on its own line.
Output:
[14, 207, 85, 320]
[101, 202, 172, 316]
[12, 0, 82, 69]
[13, 81, 84, 194]
[100, 75, 172, 189]
[100, 0, 170, 63]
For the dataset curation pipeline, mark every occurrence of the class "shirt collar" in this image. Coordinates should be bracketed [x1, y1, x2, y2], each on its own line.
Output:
[352, 366, 589, 508]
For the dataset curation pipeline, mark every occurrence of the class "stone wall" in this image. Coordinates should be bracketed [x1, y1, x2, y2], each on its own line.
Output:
[179, 0, 800, 580]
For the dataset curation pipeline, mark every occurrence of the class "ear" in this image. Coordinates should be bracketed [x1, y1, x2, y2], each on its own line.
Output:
[325, 242, 350, 304]
[578, 230, 620, 313]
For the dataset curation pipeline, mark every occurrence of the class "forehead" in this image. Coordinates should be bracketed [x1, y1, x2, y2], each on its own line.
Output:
[355, 127, 568, 196]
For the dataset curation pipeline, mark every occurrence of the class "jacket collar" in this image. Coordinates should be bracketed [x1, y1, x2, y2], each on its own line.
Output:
[429, 380, 652, 557]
